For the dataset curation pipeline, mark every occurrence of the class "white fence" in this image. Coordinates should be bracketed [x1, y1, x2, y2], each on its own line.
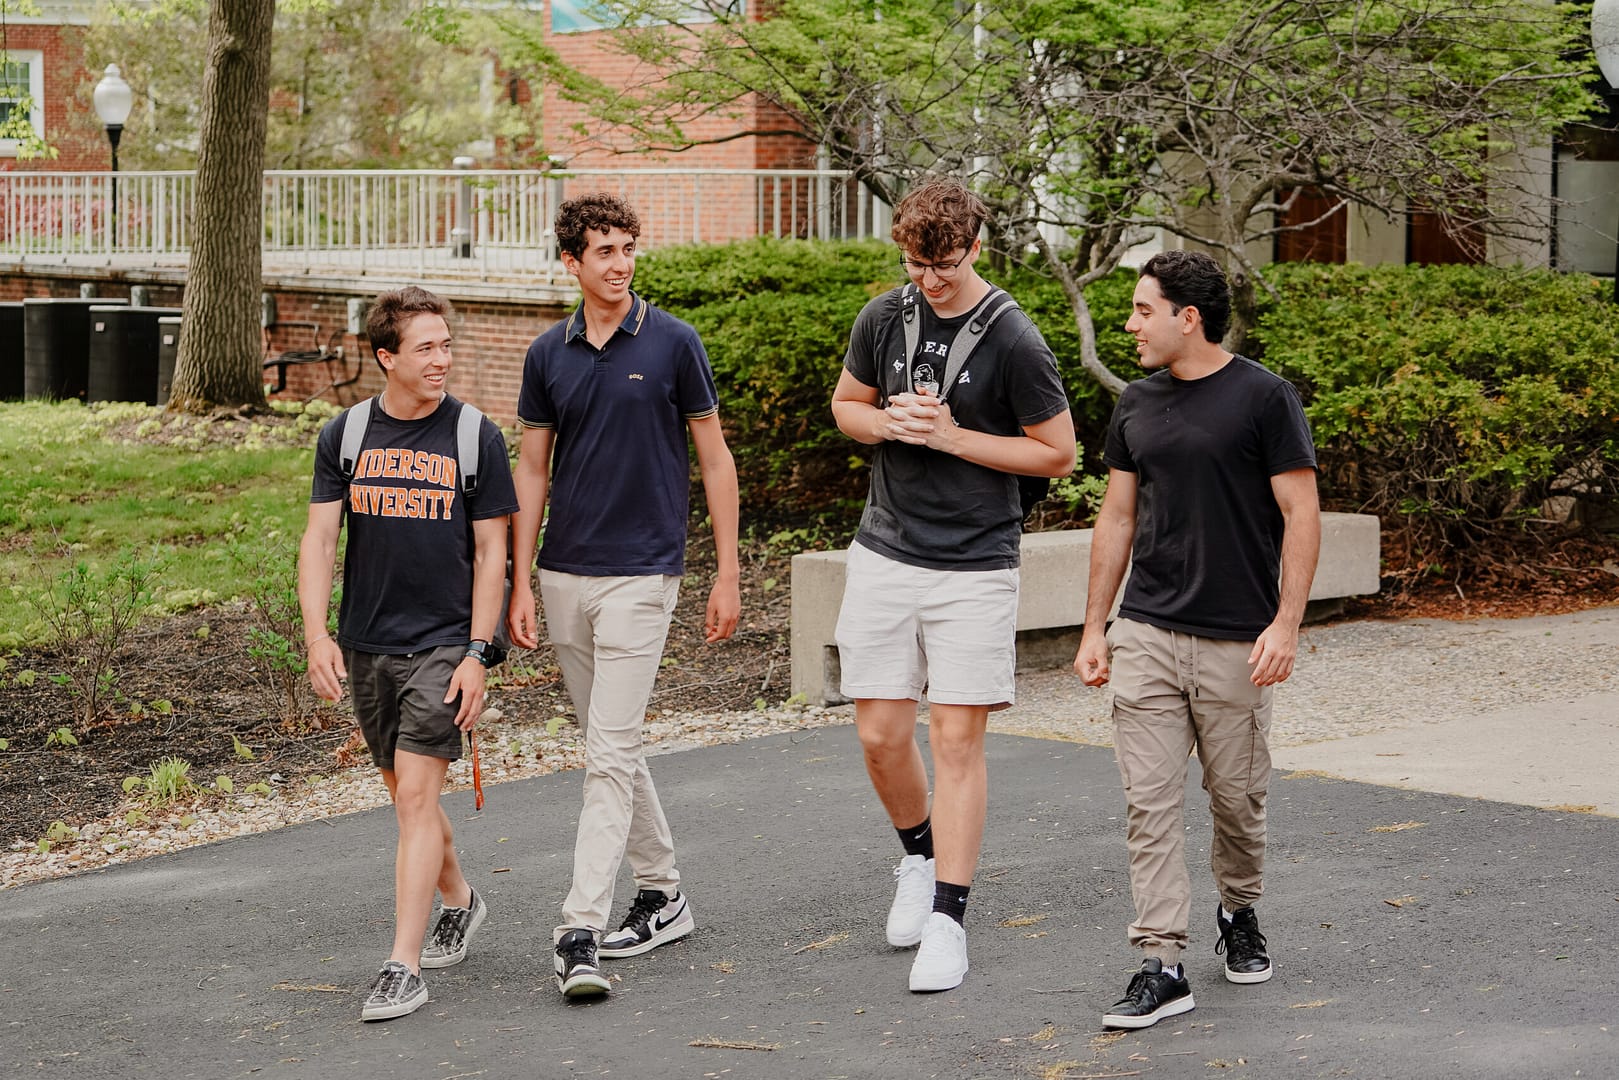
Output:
[0, 168, 886, 278]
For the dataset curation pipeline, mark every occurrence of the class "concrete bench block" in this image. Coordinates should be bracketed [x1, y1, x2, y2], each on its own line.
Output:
[789, 511, 1381, 706]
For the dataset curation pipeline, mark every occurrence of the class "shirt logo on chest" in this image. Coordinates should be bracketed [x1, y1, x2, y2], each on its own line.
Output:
[628, 373, 644, 381]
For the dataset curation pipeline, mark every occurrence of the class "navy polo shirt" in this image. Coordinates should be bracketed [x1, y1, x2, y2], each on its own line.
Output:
[517, 293, 720, 576]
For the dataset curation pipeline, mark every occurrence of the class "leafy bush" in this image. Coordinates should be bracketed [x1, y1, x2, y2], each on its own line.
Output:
[637, 239, 1139, 515]
[1248, 263, 1619, 559]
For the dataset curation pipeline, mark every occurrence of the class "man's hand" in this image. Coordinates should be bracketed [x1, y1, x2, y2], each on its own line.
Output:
[507, 578, 540, 650]
[705, 576, 741, 643]
[1074, 628, 1110, 687]
[1247, 621, 1299, 687]
[307, 638, 347, 702]
[446, 658, 487, 731]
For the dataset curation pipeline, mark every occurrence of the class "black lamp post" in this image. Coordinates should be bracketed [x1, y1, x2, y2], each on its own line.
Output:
[92, 64, 133, 246]
[1594, 0, 1619, 302]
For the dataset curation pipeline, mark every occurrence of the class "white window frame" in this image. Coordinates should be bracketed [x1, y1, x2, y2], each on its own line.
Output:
[0, 49, 46, 158]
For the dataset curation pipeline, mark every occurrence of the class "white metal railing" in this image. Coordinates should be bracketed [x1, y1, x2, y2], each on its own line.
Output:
[1, 168, 885, 278]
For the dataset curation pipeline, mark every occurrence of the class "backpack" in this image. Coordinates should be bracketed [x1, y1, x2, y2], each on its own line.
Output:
[336, 396, 512, 664]
[888, 282, 1051, 521]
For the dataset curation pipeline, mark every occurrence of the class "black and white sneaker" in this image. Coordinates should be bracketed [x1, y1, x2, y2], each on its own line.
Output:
[420, 887, 488, 969]
[360, 960, 428, 1021]
[599, 889, 695, 958]
[1102, 958, 1195, 1030]
[1216, 904, 1273, 984]
[554, 929, 611, 998]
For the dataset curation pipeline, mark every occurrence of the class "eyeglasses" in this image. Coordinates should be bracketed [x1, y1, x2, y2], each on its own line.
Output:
[900, 251, 970, 279]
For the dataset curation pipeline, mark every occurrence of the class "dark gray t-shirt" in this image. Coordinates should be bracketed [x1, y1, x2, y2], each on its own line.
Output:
[1103, 355, 1317, 640]
[844, 285, 1071, 571]
[311, 394, 519, 654]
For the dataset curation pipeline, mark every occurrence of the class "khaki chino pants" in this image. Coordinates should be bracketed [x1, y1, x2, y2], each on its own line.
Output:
[1107, 617, 1273, 966]
[541, 571, 682, 939]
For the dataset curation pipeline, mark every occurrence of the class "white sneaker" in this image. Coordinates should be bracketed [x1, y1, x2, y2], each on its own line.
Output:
[908, 912, 968, 992]
[885, 855, 935, 947]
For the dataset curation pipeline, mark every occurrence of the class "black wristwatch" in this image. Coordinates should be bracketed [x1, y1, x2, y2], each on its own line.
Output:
[464, 639, 496, 668]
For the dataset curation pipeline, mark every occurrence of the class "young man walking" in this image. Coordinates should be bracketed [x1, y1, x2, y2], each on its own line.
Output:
[506, 193, 741, 999]
[1074, 250, 1320, 1029]
[299, 286, 518, 1021]
[830, 177, 1075, 993]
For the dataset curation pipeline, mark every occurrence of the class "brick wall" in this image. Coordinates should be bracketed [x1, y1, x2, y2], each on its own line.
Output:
[3, 24, 104, 172]
[0, 269, 568, 424]
[538, 7, 818, 243]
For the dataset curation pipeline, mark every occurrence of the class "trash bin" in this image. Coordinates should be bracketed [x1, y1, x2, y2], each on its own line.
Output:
[156, 316, 182, 406]
[23, 297, 129, 401]
[0, 302, 23, 400]
[87, 305, 184, 405]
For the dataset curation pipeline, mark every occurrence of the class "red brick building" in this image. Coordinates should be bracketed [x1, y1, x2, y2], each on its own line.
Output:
[1, 1, 104, 171]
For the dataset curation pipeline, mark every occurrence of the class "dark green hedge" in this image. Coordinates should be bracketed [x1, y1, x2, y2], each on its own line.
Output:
[635, 238, 1137, 513]
[1248, 263, 1619, 551]
[639, 241, 1619, 553]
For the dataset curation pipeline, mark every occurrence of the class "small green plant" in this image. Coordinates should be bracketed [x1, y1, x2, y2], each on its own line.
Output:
[213, 775, 235, 794]
[35, 820, 79, 854]
[44, 726, 79, 748]
[23, 546, 166, 724]
[242, 782, 273, 797]
[141, 756, 196, 806]
[0, 738, 9, 750]
[228, 529, 326, 725]
[232, 735, 256, 760]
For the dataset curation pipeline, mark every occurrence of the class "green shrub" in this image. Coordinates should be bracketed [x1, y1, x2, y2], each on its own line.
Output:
[637, 239, 1139, 516]
[1248, 263, 1619, 554]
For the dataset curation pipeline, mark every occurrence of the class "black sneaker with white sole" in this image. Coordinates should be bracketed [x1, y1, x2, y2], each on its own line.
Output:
[599, 889, 695, 958]
[554, 929, 611, 998]
[1215, 904, 1273, 984]
[360, 960, 428, 1021]
[420, 887, 488, 969]
[1102, 958, 1195, 1029]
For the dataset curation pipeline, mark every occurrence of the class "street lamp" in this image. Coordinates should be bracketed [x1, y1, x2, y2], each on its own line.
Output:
[92, 64, 133, 246]
[1593, 0, 1619, 301]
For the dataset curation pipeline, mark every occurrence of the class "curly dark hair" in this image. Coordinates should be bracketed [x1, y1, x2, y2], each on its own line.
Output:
[366, 285, 452, 369]
[554, 192, 641, 259]
[890, 178, 986, 262]
[1140, 250, 1231, 344]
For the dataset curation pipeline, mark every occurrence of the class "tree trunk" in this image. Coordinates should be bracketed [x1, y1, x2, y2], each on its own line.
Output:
[168, 0, 276, 414]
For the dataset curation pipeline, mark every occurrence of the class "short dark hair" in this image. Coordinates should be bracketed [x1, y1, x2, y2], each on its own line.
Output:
[891, 178, 986, 262]
[554, 192, 641, 260]
[366, 286, 452, 370]
[1140, 250, 1231, 344]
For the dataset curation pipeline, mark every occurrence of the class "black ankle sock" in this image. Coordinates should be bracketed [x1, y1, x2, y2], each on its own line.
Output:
[897, 818, 934, 860]
[932, 881, 970, 924]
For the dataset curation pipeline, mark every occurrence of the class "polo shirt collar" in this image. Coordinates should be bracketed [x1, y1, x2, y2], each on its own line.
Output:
[564, 292, 648, 343]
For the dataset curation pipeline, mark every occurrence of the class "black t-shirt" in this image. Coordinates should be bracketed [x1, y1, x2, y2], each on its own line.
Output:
[844, 285, 1071, 570]
[1103, 355, 1317, 640]
[311, 394, 519, 654]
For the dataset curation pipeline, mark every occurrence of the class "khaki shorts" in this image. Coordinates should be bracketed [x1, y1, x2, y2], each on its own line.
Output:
[834, 542, 1019, 706]
[346, 645, 466, 771]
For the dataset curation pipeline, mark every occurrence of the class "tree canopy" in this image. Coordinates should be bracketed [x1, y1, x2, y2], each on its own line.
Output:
[88, 0, 541, 169]
[506, 0, 1602, 379]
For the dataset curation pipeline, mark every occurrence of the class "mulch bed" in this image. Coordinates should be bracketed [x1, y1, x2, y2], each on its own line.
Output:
[3, 536, 794, 851]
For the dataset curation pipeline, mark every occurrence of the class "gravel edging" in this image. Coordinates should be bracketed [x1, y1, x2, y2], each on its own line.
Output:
[1, 702, 852, 891]
[8, 606, 1616, 890]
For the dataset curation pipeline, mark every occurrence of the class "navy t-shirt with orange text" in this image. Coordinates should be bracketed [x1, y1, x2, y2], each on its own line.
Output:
[310, 394, 518, 654]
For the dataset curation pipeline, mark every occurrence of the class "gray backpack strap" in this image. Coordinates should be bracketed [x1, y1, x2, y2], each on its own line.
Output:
[937, 288, 1021, 403]
[455, 402, 484, 496]
[338, 396, 375, 482]
[900, 282, 922, 389]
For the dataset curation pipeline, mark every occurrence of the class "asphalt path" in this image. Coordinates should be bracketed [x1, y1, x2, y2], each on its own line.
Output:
[4, 725, 1614, 1079]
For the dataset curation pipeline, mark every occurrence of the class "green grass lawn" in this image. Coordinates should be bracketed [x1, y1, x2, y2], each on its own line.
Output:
[0, 400, 336, 649]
